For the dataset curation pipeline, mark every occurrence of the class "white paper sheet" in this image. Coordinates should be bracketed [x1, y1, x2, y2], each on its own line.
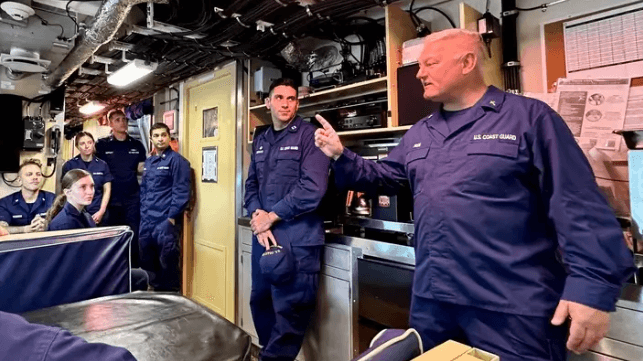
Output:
[555, 78, 631, 150]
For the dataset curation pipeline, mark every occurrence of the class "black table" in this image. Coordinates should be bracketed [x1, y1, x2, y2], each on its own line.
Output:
[23, 292, 252, 361]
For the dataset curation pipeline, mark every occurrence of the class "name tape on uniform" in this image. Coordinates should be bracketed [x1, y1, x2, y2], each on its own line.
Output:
[473, 134, 517, 141]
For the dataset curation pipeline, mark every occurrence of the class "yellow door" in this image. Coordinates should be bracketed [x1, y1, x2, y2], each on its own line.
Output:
[183, 62, 238, 321]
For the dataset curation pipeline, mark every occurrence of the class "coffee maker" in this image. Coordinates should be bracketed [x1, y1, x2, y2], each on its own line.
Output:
[341, 137, 414, 224]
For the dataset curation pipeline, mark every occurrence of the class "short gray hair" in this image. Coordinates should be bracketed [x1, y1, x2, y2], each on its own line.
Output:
[424, 28, 487, 64]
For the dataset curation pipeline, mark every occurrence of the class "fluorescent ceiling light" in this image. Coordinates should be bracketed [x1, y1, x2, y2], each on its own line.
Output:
[107, 59, 157, 87]
[79, 100, 105, 115]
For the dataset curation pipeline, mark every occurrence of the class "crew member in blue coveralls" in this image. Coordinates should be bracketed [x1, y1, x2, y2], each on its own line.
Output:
[139, 123, 190, 292]
[0, 311, 137, 361]
[47, 169, 96, 231]
[314, 29, 635, 361]
[0, 159, 55, 234]
[62, 131, 113, 225]
[96, 110, 147, 266]
[244, 78, 330, 361]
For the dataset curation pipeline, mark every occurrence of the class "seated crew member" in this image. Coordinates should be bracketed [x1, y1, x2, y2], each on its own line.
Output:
[0, 310, 137, 361]
[46, 169, 149, 290]
[0, 159, 55, 234]
[46, 169, 96, 231]
[62, 131, 113, 225]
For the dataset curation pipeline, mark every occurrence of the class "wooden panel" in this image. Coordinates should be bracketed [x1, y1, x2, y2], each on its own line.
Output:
[544, 21, 566, 92]
[543, 18, 643, 90]
[385, 4, 417, 128]
[192, 242, 227, 315]
[459, 3, 504, 89]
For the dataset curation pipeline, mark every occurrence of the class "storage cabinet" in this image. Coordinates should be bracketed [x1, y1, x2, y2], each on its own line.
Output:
[237, 225, 257, 340]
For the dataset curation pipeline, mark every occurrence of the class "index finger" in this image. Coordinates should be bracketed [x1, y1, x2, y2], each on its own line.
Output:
[267, 231, 278, 247]
[315, 114, 334, 131]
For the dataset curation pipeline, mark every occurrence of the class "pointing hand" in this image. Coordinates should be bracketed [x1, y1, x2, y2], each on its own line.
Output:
[314, 114, 344, 160]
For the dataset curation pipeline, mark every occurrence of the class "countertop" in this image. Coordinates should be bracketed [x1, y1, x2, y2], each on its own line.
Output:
[237, 217, 642, 303]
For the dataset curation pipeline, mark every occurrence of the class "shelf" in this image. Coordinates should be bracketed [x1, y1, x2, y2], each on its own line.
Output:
[337, 125, 411, 139]
[248, 77, 387, 113]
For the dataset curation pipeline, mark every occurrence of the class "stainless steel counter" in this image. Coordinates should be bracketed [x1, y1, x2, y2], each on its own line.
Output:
[237, 217, 415, 266]
[325, 233, 414, 266]
[238, 217, 251, 227]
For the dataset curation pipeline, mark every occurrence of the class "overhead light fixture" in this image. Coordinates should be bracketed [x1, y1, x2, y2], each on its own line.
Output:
[107, 59, 157, 87]
[79, 100, 105, 115]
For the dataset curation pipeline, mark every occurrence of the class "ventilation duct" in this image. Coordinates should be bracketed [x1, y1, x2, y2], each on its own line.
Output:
[45, 0, 168, 89]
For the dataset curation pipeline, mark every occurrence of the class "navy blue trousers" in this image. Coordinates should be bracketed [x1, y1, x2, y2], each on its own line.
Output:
[108, 198, 141, 267]
[250, 243, 321, 361]
[139, 220, 181, 292]
[409, 296, 568, 361]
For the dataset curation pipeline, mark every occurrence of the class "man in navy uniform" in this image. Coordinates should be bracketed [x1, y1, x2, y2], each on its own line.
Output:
[139, 123, 190, 292]
[0, 159, 54, 234]
[96, 110, 147, 266]
[0, 310, 136, 361]
[244, 78, 330, 361]
[314, 29, 634, 360]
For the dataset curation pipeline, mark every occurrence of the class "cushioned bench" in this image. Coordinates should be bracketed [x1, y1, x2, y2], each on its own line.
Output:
[0, 227, 133, 314]
[22, 292, 252, 361]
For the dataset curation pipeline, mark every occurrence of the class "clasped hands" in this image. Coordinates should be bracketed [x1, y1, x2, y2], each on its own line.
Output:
[251, 209, 280, 250]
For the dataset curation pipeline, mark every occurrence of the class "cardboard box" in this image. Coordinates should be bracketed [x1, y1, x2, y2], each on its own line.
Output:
[412, 340, 500, 361]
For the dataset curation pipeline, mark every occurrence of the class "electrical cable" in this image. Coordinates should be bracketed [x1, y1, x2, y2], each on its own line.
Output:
[1, 173, 20, 187]
[516, 0, 569, 11]
[66, 1, 79, 34]
[33, 14, 65, 39]
[41, 161, 57, 179]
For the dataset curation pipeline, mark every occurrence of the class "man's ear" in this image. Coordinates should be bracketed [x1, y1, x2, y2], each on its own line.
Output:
[461, 52, 478, 75]
[264, 97, 271, 109]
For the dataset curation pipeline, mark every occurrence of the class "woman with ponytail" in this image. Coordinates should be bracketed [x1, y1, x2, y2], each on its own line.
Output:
[61, 131, 113, 225]
[47, 169, 96, 231]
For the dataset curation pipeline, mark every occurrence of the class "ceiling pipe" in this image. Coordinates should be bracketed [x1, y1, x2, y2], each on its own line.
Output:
[45, 0, 168, 89]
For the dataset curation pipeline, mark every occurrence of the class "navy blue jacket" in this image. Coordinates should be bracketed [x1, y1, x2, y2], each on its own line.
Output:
[62, 156, 114, 214]
[95, 135, 146, 203]
[333, 86, 635, 316]
[244, 116, 330, 247]
[0, 311, 136, 361]
[140, 148, 191, 225]
[48, 203, 97, 231]
[0, 190, 55, 226]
